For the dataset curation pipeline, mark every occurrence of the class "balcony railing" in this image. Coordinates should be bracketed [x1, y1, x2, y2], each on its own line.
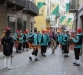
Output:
[69, 0, 79, 13]
[23, 1, 39, 16]
[6, 0, 26, 10]
[13, 0, 26, 7]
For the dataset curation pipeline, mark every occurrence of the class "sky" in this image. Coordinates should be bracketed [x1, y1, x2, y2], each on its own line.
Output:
[51, 0, 69, 3]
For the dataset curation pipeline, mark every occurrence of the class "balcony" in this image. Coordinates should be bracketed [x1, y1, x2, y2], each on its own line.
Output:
[46, 16, 50, 22]
[69, 0, 79, 13]
[6, 0, 26, 10]
[13, 0, 26, 10]
[23, 1, 39, 16]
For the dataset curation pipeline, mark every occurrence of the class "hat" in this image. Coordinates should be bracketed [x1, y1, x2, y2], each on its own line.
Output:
[77, 28, 82, 33]
[5, 27, 10, 31]
[16, 30, 20, 33]
[42, 30, 46, 34]
[5, 27, 10, 33]
[24, 29, 28, 34]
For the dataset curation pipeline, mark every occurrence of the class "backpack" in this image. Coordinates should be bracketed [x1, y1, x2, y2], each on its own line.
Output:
[23, 34, 26, 41]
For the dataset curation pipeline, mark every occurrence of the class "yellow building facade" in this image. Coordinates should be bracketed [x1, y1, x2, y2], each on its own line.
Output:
[34, 0, 50, 32]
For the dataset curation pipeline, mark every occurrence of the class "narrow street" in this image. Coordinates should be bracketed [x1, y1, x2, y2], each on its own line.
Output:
[0, 47, 83, 75]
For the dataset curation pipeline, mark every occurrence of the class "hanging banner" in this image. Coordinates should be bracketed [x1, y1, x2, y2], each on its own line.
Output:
[51, 3, 59, 16]
[60, 16, 67, 25]
[37, 2, 45, 16]
[66, 3, 69, 13]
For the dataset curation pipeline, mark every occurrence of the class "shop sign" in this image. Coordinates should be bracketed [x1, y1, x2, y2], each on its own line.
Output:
[9, 16, 16, 22]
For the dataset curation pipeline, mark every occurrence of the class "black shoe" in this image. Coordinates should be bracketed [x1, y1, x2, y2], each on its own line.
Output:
[19, 51, 22, 53]
[66, 55, 69, 57]
[41, 52, 43, 56]
[35, 58, 39, 61]
[16, 50, 19, 53]
[29, 57, 32, 61]
[73, 62, 76, 64]
[64, 55, 69, 57]
[43, 54, 46, 57]
[74, 64, 80, 66]
[52, 51, 54, 54]
[11, 55, 14, 57]
[62, 51, 64, 54]
[64, 55, 67, 57]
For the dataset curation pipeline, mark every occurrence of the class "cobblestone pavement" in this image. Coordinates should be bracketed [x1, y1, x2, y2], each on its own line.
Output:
[0, 47, 83, 75]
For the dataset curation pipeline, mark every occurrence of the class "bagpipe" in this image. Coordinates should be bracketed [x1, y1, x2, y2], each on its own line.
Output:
[69, 32, 76, 45]
[29, 43, 39, 51]
[15, 34, 22, 49]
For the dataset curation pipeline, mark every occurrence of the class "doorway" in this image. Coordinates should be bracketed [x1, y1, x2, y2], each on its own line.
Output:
[8, 22, 15, 33]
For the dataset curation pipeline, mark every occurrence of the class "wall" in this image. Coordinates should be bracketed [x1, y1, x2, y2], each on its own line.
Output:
[34, 0, 50, 32]
[26, 14, 31, 32]
[77, 9, 83, 28]
[77, 3, 83, 62]
[79, 0, 83, 8]
[0, 5, 7, 36]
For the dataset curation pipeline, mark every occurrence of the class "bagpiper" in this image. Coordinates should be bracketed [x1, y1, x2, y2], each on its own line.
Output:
[23, 29, 29, 51]
[29, 29, 40, 61]
[40, 30, 50, 56]
[61, 31, 69, 57]
[71, 28, 82, 66]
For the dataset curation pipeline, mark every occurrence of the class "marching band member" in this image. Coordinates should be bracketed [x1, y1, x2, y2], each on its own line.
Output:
[16, 32, 23, 53]
[66, 30, 70, 54]
[61, 31, 69, 57]
[71, 28, 82, 66]
[40, 30, 50, 56]
[37, 31, 42, 50]
[56, 32, 60, 46]
[23, 29, 29, 51]
[58, 32, 62, 49]
[13, 30, 19, 41]
[29, 29, 40, 61]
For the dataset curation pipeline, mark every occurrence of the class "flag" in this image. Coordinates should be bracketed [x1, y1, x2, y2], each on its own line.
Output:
[60, 16, 67, 25]
[37, 2, 45, 16]
[67, 18, 73, 26]
[66, 3, 69, 13]
[51, 3, 59, 16]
